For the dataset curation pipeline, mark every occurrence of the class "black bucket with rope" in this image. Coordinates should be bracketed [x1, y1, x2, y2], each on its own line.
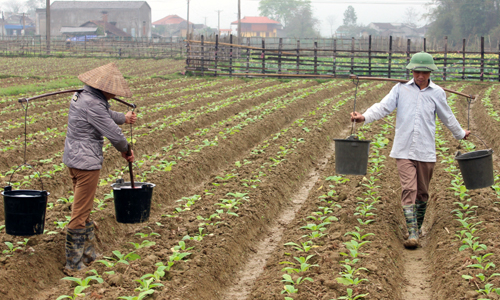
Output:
[2, 100, 49, 236]
[334, 76, 371, 175]
[455, 97, 494, 190]
[111, 107, 155, 224]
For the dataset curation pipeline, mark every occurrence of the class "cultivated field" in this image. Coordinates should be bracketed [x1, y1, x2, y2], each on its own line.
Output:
[0, 57, 499, 300]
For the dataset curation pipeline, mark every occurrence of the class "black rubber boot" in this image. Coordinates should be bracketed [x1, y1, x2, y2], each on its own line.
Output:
[65, 228, 86, 270]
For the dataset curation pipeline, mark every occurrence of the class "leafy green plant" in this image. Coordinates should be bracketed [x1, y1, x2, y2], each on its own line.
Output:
[129, 240, 156, 250]
[336, 288, 369, 300]
[102, 250, 140, 265]
[117, 290, 154, 300]
[61, 270, 104, 287]
[3, 241, 22, 256]
[56, 286, 88, 300]
[134, 277, 163, 292]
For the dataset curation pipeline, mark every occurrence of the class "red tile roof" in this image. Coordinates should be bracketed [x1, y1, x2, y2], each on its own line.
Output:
[231, 16, 281, 25]
[153, 15, 193, 25]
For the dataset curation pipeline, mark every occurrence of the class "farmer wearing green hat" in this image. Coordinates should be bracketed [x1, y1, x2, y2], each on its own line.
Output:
[350, 52, 471, 249]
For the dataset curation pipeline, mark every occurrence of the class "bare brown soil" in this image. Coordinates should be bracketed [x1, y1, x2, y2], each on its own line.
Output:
[0, 58, 498, 300]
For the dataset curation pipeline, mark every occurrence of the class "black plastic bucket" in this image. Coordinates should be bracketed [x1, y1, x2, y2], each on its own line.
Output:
[456, 149, 494, 190]
[2, 186, 49, 236]
[334, 136, 371, 175]
[111, 180, 155, 224]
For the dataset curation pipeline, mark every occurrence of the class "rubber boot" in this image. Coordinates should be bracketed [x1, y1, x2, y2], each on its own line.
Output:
[416, 201, 427, 235]
[65, 228, 86, 270]
[403, 204, 419, 249]
[83, 221, 100, 264]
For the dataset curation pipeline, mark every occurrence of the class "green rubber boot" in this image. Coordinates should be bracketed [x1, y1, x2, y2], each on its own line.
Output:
[403, 204, 419, 249]
[83, 221, 100, 264]
[416, 201, 427, 234]
[65, 228, 86, 270]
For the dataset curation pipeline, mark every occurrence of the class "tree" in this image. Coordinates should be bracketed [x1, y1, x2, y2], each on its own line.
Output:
[343, 5, 357, 26]
[259, 0, 319, 38]
[403, 7, 419, 28]
[326, 15, 336, 37]
[426, 0, 500, 43]
[2, 0, 24, 13]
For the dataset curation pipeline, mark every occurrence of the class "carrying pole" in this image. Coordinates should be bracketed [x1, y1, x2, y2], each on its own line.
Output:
[18, 89, 137, 108]
[348, 75, 476, 100]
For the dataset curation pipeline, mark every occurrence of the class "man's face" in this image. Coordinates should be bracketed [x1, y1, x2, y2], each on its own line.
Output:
[412, 70, 431, 87]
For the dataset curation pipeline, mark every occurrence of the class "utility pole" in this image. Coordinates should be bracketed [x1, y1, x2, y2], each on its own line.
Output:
[186, 0, 190, 39]
[238, 0, 241, 44]
[215, 10, 222, 36]
[46, 0, 50, 53]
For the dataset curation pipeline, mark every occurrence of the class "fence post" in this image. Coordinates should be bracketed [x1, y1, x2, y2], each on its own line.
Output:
[498, 41, 500, 82]
[406, 39, 411, 80]
[481, 36, 484, 82]
[463, 38, 466, 80]
[201, 35, 204, 76]
[423, 37, 426, 52]
[368, 35, 372, 77]
[314, 41, 318, 75]
[443, 36, 448, 81]
[214, 35, 219, 77]
[278, 38, 282, 77]
[388, 36, 392, 78]
[262, 39, 266, 74]
[229, 34, 233, 77]
[246, 38, 250, 74]
[296, 40, 300, 75]
[350, 37, 354, 75]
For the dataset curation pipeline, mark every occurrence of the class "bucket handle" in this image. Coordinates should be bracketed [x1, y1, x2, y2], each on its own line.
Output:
[6, 163, 45, 191]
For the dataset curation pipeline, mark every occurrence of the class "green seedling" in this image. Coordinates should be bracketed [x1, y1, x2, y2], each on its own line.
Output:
[182, 227, 206, 241]
[345, 228, 375, 241]
[118, 290, 154, 300]
[56, 286, 88, 300]
[0, 225, 4, 232]
[325, 175, 350, 184]
[57, 195, 74, 204]
[3, 242, 22, 256]
[169, 251, 191, 262]
[103, 250, 140, 265]
[172, 241, 194, 252]
[462, 273, 500, 283]
[134, 277, 164, 292]
[357, 218, 375, 226]
[302, 231, 326, 239]
[129, 240, 156, 250]
[135, 232, 161, 239]
[281, 274, 313, 288]
[284, 241, 314, 252]
[336, 288, 369, 300]
[142, 264, 169, 281]
[280, 255, 319, 274]
[300, 222, 330, 232]
[61, 271, 104, 287]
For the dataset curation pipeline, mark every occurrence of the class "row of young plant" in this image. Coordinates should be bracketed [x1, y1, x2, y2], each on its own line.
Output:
[49, 80, 354, 299]
[0, 76, 217, 120]
[435, 85, 500, 299]
[0, 79, 310, 189]
[0, 78, 264, 153]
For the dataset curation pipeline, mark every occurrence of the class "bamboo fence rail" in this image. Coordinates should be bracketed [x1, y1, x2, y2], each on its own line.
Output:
[0, 36, 185, 58]
[186, 35, 500, 82]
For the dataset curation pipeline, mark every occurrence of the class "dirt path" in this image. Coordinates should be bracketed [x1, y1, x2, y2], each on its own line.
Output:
[402, 241, 432, 300]
[222, 139, 338, 300]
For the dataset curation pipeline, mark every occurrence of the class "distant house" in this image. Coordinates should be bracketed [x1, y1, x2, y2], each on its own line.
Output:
[368, 22, 426, 38]
[36, 1, 151, 38]
[61, 20, 131, 38]
[2, 13, 35, 36]
[152, 15, 194, 37]
[231, 16, 282, 38]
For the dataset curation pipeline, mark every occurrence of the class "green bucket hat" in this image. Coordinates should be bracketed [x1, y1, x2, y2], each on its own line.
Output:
[406, 51, 438, 71]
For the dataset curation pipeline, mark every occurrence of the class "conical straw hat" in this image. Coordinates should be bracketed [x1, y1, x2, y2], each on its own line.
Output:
[78, 63, 132, 98]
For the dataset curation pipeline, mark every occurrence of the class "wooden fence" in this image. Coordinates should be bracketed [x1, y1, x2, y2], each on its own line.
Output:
[0, 36, 185, 58]
[186, 35, 500, 82]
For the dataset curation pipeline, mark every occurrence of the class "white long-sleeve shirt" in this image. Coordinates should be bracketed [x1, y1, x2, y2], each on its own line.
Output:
[363, 79, 465, 162]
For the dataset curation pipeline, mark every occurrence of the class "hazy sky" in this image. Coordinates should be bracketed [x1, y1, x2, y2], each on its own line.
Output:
[148, 0, 435, 36]
[14, 0, 436, 36]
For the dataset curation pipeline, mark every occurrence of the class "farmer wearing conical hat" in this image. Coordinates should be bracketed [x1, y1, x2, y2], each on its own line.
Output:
[62, 63, 137, 270]
[350, 52, 471, 249]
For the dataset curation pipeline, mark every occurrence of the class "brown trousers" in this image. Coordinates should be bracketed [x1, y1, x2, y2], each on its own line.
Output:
[67, 168, 100, 230]
[396, 159, 435, 206]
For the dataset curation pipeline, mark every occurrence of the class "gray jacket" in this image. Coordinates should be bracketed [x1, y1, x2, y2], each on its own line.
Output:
[63, 85, 129, 170]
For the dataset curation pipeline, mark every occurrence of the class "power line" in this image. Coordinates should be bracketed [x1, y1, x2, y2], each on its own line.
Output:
[244, 0, 434, 4]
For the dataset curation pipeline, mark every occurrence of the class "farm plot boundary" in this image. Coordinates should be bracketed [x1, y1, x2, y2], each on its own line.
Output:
[186, 35, 500, 82]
